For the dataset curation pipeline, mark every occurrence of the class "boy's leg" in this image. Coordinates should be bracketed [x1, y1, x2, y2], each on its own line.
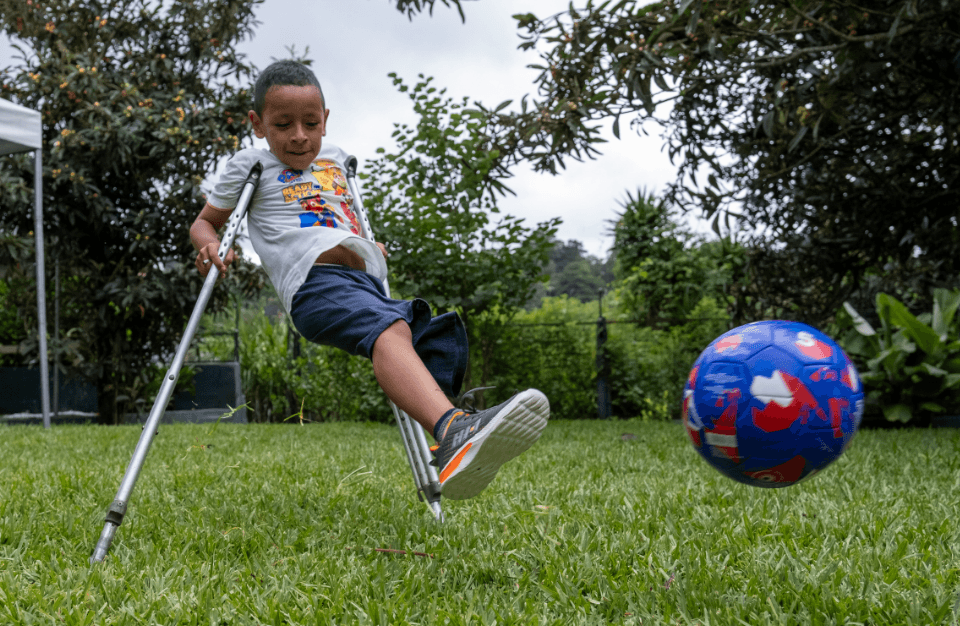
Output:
[371, 319, 454, 433]
[368, 316, 550, 501]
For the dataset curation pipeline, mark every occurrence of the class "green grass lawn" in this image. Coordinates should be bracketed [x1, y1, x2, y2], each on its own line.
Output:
[1, 419, 958, 625]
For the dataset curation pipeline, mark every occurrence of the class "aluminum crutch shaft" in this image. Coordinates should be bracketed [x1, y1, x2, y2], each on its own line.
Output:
[90, 162, 263, 564]
[343, 156, 444, 522]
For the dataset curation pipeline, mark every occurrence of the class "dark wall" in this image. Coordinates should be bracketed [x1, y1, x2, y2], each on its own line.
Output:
[0, 364, 240, 415]
[0, 367, 97, 414]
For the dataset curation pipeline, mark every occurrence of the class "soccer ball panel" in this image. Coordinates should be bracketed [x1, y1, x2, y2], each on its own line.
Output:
[705, 323, 773, 362]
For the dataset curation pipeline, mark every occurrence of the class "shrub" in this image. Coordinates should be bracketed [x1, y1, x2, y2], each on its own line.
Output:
[607, 296, 729, 420]
[196, 293, 730, 424]
[203, 309, 390, 423]
[838, 288, 960, 425]
[0, 279, 25, 367]
[483, 297, 597, 419]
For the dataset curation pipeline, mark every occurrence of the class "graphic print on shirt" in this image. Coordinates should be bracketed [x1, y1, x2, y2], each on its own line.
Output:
[298, 195, 342, 229]
[277, 168, 302, 184]
[283, 182, 320, 204]
[310, 160, 349, 196]
[309, 159, 360, 234]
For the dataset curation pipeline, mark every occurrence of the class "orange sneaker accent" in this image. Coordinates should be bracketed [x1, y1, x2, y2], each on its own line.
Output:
[439, 442, 473, 483]
[440, 410, 466, 441]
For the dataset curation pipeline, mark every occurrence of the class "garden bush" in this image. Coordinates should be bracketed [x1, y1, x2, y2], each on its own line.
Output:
[607, 296, 730, 420]
[838, 288, 960, 426]
[193, 293, 732, 423]
[201, 307, 390, 423]
[482, 297, 597, 419]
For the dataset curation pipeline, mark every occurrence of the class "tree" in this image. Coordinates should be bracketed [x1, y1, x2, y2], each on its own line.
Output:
[362, 74, 559, 394]
[394, 0, 468, 21]
[541, 238, 613, 303]
[482, 0, 960, 325]
[0, 0, 265, 423]
[612, 188, 745, 326]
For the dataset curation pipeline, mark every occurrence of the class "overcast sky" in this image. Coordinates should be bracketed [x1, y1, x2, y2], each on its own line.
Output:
[234, 0, 684, 259]
[3, 0, 688, 259]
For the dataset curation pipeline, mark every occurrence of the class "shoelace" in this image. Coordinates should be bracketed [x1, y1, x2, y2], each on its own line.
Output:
[453, 386, 496, 413]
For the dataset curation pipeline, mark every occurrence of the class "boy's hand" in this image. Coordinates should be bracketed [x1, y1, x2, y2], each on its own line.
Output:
[195, 242, 235, 277]
[191, 203, 236, 277]
[376, 242, 388, 258]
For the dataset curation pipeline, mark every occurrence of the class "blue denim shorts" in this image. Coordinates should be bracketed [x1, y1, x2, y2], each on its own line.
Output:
[289, 265, 468, 397]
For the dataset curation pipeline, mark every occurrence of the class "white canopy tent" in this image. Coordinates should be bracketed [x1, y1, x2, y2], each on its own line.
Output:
[0, 97, 50, 429]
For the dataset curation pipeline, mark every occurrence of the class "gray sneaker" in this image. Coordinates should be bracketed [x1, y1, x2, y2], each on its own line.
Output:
[434, 389, 549, 500]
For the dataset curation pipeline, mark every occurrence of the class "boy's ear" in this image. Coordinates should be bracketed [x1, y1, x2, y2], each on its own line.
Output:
[249, 110, 266, 139]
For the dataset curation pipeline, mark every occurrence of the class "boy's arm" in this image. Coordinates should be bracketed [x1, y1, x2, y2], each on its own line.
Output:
[190, 202, 235, 277]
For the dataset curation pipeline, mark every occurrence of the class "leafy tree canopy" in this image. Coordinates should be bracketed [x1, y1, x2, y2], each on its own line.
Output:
[362, 74, 559, 390]
[613, 189, 745, 326]
[0, 0, 266, 422]
[541, 238, 613, 303]
[393, 0, 469, 21]
[481, 0, 960, 324]
[364, 74, 558, 318]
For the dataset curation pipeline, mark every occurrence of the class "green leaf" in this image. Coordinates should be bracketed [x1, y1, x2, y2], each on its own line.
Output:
[882, 403, 912, 423]
[678, 0, 699, 15]
[653, 71, 669, 92]
[761, 110, 775, 138]
[787, 125, 808, 153]
[883, 295, 942, 356]
[891, 332, 916, 354]
[905, 362, 948, 377]
[931, 288, 960, 338]
[843, 302, 876, 337]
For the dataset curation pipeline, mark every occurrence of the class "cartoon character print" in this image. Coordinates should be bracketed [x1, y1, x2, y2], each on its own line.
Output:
[340, 201, 361, 235]
[310, 159, 349, 196]
[299, 195, 341, 229]
[278, 168, 302, 184]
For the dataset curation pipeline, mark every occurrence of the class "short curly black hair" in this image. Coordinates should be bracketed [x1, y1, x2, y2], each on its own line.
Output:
[252, 60, 325, 116]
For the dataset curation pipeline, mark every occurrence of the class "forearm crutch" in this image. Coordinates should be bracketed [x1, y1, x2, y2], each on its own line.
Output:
[90, 162, 263, 564]
[344, 156, 444, 523]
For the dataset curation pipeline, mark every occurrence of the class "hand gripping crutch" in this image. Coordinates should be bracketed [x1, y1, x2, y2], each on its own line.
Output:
[90, 162, 263, 564]
[344, 156, 444, 523]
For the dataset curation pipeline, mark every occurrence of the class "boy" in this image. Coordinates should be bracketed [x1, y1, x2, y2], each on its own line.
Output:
[190, 60, 549, 500]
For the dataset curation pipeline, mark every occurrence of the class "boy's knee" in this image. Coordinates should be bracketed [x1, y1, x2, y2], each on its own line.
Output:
[373, 320, 412, 358]
[382, 319, 412, 341]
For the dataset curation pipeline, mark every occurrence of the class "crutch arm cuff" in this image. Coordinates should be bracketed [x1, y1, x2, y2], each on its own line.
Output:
[244, 161, 263, 185]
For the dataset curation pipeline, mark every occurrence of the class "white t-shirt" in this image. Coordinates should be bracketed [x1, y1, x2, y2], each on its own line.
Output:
[208, 145, 387, 313]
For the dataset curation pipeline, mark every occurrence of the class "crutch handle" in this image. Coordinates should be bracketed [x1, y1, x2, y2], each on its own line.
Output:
[345, 155, 358, 178]
[214, 161, 262, 266]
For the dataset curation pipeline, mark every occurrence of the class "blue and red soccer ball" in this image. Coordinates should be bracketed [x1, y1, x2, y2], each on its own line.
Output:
[683, 320, 864, 487]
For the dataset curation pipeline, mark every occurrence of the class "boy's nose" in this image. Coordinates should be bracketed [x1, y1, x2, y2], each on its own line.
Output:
[292, 124, 308, 142]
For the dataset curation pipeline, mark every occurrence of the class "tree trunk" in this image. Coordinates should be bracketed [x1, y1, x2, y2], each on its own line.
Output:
[97, 370, 118, 425]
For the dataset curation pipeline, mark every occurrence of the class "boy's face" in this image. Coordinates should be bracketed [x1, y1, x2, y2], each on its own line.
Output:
[249, 84, 330, 171]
